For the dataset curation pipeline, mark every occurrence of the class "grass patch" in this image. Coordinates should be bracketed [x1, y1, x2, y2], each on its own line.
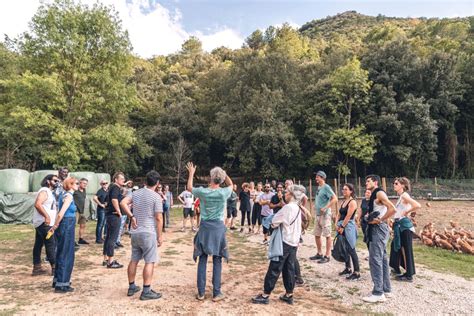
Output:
[346, 286, 360, 295]
[160, 261, 174, 267]
[355, 228, 474, 280]
[412, 243, 474, 280]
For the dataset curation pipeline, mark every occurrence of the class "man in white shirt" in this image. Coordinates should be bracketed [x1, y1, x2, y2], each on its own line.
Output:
[178, 189, 195, 231]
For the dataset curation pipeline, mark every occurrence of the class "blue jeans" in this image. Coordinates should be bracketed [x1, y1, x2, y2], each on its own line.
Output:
[54, 217, 76, 287]
[117, 215, 128, 243]
[197, 254, 222, 297]
[96, 209, 106, 242]
[163, 205, 170, 226]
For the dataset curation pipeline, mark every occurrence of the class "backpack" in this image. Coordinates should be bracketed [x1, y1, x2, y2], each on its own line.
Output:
[298, 204, 312, 231]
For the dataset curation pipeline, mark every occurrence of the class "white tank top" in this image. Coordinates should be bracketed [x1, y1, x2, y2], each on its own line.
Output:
[395, 192, 410, 219]
[32, 187, 57, 228]
[373, 199, 387, 219]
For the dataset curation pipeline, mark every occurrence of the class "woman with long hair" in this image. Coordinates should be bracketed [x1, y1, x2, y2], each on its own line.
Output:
[390, 177, 420, 282]
[336, 183, 360, 280]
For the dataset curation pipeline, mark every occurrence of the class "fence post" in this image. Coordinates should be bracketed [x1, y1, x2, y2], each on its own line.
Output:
[382, 177, 387, 192]
[434, 177, 438, 198]
[358, 177, 362, 198]
[309, 178, 313, 211]
[334, 178, 338, 195]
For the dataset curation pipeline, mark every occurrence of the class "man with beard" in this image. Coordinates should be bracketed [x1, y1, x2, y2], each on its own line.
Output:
[259, 184, 275, 244]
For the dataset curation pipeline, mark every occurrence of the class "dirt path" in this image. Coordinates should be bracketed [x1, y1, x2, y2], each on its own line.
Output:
[0, 220, 348, 315]
[2, 200, 473, 315]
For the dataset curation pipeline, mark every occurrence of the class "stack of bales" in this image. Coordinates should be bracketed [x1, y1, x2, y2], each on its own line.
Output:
[0, 169, 111, 224]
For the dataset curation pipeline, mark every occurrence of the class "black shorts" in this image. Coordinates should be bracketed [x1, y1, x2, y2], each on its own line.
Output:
[183, 208, 195, 218]
[227, 207, 237, 218]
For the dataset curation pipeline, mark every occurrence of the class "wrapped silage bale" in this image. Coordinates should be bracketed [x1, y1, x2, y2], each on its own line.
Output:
[70, 172, 99, 195]
[0, 169, 30, 194]
[30, 170, 57, 192]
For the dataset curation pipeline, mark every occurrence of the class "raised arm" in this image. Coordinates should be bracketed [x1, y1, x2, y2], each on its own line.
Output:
[186, 162, 196, 192]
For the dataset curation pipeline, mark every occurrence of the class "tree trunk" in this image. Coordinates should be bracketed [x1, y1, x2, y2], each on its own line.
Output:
[415, 159, 421, 183]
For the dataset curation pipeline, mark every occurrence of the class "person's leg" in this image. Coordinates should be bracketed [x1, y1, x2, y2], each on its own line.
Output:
[281, 244, 296, 295]
[251, 205, 257, 231]
[33, 226, 44, 266]
[117, 215, 127, 244]
[65, 218, 76, 285]
[368, 228, 384, 296]
[315, 236, 322, 254]
[349, 246, 360, 272]
[325, 236, 332, 257]
[402, 229, 415, 277]
[381, 225, 391, 293]
[389, 239, 401, 274]
[142, 263, 155, 287]
[79, 222, 85, 240]
[197, 254, 208, 296]
[212, 256, 222, 297]
[96, 210, 105, 242]
[263, 260, 284, 295]
[55, 221, 66, 287]
[106, 215, 121, 262]
[44, 226, 56, 268]
[294, 257, 302, 281]
[246, 211, 251, 226]
[240, 210, 245, 227]
[257, 208, 262, 233]
[103, 215, 111, 260]
[128, 260, 139, 283]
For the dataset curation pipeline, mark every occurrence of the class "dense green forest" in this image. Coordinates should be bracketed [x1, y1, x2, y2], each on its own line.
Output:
[0, 1, 473, 181]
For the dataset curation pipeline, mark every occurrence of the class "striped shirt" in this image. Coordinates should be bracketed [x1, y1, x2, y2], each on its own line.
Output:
[130, 187, 163, 235]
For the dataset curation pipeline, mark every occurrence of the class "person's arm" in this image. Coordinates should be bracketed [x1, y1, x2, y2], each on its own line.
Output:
[112, 198, 121, 216]
[370, 191, 396, 224]
[120, 196, 136, 229]
[270, 196, 284, 209]
[170, 193, 174, 206]
[155, 197, 164, 246]
[177, 193, 185, 205]
[34, 191, 51, 225]
[300, 195, 308, 208]
[51, 194, 73, 230]
[271, 207, 286, 228]
[321, 192, 338, 215]
[355, 202, 362, 226]
[186, 162, 196, 192]
[92, 195, 103, 207]
[401, 193, 421, 217]
[338, 200, 357, 234]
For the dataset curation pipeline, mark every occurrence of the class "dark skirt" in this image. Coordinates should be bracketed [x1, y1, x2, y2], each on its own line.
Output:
[389, 229, 416, 277]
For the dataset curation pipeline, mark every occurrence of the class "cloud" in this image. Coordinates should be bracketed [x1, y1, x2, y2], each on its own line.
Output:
[0, 0, 245, 57]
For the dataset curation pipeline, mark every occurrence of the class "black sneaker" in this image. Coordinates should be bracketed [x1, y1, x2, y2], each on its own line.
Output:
[107, 260, 124, 269]
[317, 256, 330, 264]
[279, 294, 294, 305]
[95, 239, 104, 244]
[102, 260, 107, 266]
[55, 286, 74, 293]
[78, 238, 89, 245]
[115, 242, 124, 248]
[346, 272, 361, 281]
[309, 254, 323, 260]
[396, 275, 413, 282]
[127, 286, 141, 296]
[230, 226, 237, 230]
[251, 294, 269, 305]
[140, 289, 162, 300]
[339, 268, 352, 276]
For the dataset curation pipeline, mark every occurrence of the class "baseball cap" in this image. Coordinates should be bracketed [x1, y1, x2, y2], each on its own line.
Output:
[315, 170, 327, 179]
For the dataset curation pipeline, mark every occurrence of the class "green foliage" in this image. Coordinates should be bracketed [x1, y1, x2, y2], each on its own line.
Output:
[0, 7, 472, 179]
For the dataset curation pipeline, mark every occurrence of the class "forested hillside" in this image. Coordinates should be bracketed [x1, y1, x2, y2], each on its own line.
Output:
[0, 1, 472, 181]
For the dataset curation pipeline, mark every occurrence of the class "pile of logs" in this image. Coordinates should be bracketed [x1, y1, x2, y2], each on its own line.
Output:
[416, 221, 474, 255]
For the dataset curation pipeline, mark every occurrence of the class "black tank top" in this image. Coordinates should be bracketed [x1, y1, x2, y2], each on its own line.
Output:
[339, 199, 355, 221]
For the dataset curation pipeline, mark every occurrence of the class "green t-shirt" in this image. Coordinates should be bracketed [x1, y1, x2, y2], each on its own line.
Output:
[192, 186, 233, 221]
[315, 184, 335, 216]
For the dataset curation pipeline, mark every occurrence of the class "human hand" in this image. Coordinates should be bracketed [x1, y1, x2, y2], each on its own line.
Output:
[157, 235, 163, 247]
[369, 218, 381, 225]
[44, 216, 51, 226]
[131, 217, 138, 229]
[337, 227, 344, 234]
[186, 162, 196, 175]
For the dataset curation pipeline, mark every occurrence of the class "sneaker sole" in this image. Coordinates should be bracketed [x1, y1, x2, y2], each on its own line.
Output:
[127, 287, 141, 296]
[251, 300, 269, 305]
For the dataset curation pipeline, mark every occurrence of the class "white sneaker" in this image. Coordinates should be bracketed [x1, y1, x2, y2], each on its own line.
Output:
[384, 292, 393, 298]
[362, 294, 387, 303]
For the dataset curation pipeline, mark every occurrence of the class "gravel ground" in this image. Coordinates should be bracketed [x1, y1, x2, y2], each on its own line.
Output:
[256, 231, 474, 315]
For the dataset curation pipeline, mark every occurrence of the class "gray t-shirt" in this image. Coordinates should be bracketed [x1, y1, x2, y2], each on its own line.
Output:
[130, 187, 163, 235]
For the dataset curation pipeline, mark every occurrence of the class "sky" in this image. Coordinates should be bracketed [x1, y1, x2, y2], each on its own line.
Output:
[0, 0, 472, 58]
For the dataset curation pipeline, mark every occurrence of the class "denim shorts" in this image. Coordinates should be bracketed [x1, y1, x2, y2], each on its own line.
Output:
[131, 232, 158, 263]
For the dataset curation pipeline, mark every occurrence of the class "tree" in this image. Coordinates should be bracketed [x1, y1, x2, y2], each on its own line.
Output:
[165, 137, 192, 195]
[14, 0, 138, 170]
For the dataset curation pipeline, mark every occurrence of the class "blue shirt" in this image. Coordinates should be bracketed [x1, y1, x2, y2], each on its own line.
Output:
[59, 192, 77, 218]
[315, 184, 335, 216]
[192, 186, 232, 221]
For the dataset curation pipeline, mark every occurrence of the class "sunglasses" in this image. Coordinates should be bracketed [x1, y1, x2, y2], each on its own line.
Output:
[101, 182, 108, 185]
[51, 179, 59, 183]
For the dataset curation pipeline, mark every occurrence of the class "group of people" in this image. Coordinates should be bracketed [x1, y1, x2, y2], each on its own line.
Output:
[31, 164, 421, 304]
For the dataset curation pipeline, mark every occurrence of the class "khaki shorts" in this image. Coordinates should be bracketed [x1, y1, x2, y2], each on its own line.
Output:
[76, 213, 87, 225]
[313, 214, 332, 237]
